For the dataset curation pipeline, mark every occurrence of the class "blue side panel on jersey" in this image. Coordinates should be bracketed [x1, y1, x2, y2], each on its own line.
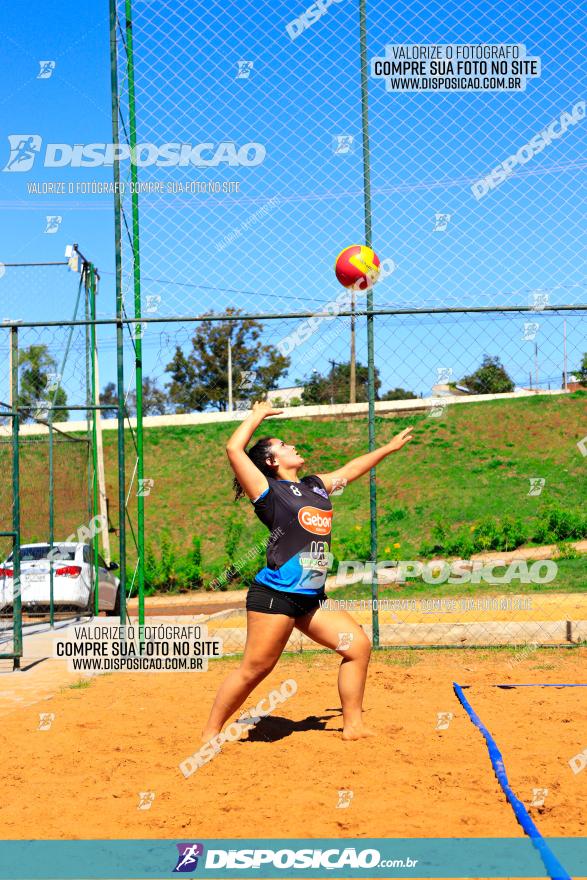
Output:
[250, 487, 269, 504]
[255, 553, 325, 595]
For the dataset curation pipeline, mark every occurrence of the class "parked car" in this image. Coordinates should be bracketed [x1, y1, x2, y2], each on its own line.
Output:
[0, 543, 120, 614]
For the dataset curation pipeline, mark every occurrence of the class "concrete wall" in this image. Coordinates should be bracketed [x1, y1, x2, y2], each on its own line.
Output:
[0, 388, 568, 437]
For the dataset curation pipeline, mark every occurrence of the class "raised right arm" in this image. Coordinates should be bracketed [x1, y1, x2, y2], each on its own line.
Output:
[226, 401, 283, 501]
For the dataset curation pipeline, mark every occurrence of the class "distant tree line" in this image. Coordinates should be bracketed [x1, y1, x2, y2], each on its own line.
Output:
[11, 322, 587, 424]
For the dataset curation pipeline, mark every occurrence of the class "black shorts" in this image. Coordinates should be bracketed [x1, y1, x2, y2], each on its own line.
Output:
[246, 581, 325, 618]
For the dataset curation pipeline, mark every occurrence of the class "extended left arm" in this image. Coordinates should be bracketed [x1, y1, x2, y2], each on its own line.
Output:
[316, 426, 413, 493]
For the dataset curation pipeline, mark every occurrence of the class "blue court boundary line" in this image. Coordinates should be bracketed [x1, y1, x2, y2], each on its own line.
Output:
[494, 683, 587, 688]
[453, 682, 572, 880]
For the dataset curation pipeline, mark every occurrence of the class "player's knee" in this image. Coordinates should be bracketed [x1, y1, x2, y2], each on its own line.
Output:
[361, 632, 372, 658]
[341, 630, 371, 660]
[240, 657, 276, 683]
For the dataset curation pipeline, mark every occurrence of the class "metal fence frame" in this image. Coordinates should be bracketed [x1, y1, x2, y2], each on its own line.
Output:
[0, 259, 113, 669]
[105, 0, 587, 652]
[5, 0, 586, 668]
[3, 299, 585, 665]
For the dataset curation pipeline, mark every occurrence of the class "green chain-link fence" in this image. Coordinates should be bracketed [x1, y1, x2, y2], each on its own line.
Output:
[0, 261, 109, 667]
[109, 0, 587, 651]
[5, 1, 585, 663]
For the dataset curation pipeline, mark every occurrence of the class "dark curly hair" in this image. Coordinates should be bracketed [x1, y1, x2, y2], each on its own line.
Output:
[232, 436, 279, 501]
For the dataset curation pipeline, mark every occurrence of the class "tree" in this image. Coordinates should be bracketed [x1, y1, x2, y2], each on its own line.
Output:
[459, 355, 515, 395]
[165, 309, 290, 412]
[100, 382, 118, 419]
[381, 387, 418, 401]
[100, 377, 169, 418]
[300, 361, 381, 405]
[141, 377, 168, 415]
[574, 352, 587, 385]
[17, 345, 68, 422]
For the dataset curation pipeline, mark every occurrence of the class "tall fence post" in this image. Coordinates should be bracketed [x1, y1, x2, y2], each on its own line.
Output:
[89, 264, 100, 614]
[48, 407, 54, 628]
[110, 0, 127, 624]
[125, 0, 145, 629]
[11, 326, 22, 670]
[360, 0, 379, 648]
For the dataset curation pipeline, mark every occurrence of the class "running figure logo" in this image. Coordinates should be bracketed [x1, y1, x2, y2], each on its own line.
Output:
[173, 843, 204, 873]
[336, 788, 354, 808]
[528, 477, 545, 497]
[530, 787, 548, 807]
[44, 216, 62, 234]
[236, 60, 253, 79]
[523, 321, 540, 341]
[433, 212, 451, 232]
[37, 60, 56, 79]
[333, 135, 354, 154]
[137, 791, 155, 810]
[4, 135, 42, 172]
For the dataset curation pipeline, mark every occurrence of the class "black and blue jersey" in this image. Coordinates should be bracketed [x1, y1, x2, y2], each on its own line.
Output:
[250, 475, 333, 594]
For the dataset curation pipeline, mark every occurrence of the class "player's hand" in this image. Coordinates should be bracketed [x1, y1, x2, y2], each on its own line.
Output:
[251, 400, 284, 420]
[386, 426, 413, 452]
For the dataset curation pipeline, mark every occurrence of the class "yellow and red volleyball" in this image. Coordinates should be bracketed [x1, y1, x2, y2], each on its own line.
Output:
[334, 245, 381, 290]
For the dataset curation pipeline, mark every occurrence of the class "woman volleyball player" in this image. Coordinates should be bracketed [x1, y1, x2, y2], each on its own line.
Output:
[201, 400, 413, 742]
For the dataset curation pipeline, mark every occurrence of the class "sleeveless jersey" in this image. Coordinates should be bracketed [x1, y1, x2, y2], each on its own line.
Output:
[250, 475, 333, 594]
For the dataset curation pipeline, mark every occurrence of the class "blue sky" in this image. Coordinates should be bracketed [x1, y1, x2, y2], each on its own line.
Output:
[0, 0, 585, 406]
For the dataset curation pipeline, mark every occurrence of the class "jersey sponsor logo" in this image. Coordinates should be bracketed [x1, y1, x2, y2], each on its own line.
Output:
[298, 506, 332, 535]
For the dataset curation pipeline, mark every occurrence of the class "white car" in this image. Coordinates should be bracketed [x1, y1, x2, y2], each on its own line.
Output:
[0, 542, 121, 614]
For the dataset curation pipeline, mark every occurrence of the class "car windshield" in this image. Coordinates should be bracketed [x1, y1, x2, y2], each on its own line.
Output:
[6, 546, 76, 563]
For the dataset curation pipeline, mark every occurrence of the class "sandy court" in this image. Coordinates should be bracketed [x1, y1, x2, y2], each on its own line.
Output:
[460, 683, 587, 836]
[0, 647, 585, 845]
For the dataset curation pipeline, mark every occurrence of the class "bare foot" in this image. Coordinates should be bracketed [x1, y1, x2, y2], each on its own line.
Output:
[200, 729, 222, 745]
[342, 724, 376, 741]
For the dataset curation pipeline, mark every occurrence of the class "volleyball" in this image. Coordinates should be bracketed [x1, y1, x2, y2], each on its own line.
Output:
[334, 244, 381, 290]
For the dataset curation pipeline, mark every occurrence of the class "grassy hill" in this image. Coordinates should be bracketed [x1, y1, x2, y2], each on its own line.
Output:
[101, 392, 587, 592]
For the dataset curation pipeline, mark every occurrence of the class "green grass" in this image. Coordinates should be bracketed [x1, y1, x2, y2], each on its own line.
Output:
[66, 679, 92, 690]
[96, 394, 586, 591]
[374, 651, 421, 667]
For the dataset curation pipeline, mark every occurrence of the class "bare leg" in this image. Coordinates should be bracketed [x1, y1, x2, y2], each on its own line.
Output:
[295, 607, 373, 740]
[201, 610, 295, 742]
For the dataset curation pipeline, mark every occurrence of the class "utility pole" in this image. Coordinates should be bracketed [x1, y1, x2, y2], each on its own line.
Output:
[563, 319, 568, 390]
[329, 358, 339, 405]
[349, 289, 356, 403]
[227, 338, 233, 412]
[8, 338, 12, 409]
